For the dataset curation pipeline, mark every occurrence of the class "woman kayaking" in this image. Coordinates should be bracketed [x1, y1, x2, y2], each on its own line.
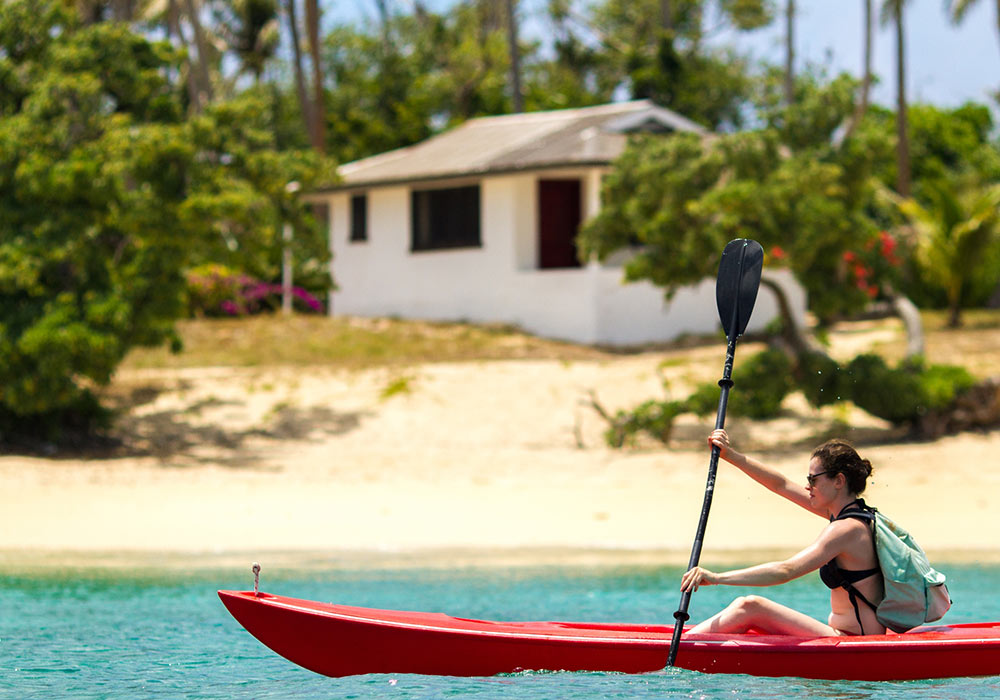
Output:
[680, 429, 885, 636]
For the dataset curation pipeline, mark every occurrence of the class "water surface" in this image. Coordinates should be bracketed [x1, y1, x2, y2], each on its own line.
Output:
[3, 556, 999, 698]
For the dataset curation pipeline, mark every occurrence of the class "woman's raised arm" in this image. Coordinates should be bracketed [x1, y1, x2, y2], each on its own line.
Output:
[708, 430, 825, 517]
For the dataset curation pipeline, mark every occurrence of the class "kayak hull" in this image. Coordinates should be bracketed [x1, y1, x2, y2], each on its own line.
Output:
[218, 590, 1000, 681]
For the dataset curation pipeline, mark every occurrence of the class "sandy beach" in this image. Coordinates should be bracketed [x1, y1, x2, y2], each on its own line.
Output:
[3, 322, 998, 570]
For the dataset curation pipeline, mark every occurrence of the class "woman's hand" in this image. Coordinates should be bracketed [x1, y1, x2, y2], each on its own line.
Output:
[707, 429, 732, 458]
[681, 566, 719, 593]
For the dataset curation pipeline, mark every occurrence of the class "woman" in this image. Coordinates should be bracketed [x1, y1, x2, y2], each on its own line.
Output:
[679, 429, 885, 636]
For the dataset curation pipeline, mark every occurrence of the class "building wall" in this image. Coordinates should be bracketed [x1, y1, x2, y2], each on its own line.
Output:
[321, 171, 804, 346]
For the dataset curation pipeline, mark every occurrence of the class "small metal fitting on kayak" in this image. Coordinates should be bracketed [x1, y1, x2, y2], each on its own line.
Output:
[252, 562, 261, 596]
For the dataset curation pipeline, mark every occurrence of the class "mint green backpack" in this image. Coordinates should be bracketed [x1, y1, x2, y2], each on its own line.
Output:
[836, 502, 952, 634]
[870, 510, 952, 633]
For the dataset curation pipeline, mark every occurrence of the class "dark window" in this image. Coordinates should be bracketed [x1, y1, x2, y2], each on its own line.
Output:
[350, 194, 367, 242]
[410, 185, 481, 251]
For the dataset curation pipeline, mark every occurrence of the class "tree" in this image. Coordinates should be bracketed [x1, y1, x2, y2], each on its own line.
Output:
[0, 1, 330, 443]
[837, 0, 874, 145]
[882, 0, 911, 196]
[784, 0, 795, 105]
[0, 3, 193, 438]
[522, 0, 619, 109]
[505, 0, 524, 112]
[590, 0, 774, 129]
[212, 0, 282, 83]
[577, 74, 897, 351]
[283, 0, 325, 152]
[895, 178, 1000, 327]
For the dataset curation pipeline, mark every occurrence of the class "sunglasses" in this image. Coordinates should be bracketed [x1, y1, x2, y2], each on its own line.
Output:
[806, 470, 836, 487]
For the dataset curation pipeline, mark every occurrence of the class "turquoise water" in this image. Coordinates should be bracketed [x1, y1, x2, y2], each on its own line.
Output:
[3, 558, 1000, 698]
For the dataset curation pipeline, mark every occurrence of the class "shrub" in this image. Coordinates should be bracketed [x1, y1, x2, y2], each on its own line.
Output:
[186, 265, 324, 317]
[843, 354, 974, 425]
[603, 399, 684, 447]
[914, 361, 976, 411]
[844, 354, 924, 424]
[796, 351, 849, 407]
[680, 349, 794, 420]
[682, 383, 721, 417]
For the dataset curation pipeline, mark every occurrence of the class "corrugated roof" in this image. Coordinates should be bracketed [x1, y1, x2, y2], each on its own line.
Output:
[324, 100, 705, 190]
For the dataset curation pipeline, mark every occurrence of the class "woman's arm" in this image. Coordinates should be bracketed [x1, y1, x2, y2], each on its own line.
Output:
[680, 520, 859, 592]
[709, 429, 824, 517]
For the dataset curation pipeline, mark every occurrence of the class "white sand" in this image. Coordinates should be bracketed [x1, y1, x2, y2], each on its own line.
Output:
[3, 352, 998, 566]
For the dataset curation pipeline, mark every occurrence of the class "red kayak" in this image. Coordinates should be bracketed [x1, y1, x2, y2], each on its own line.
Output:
[219, 590, 1000, 680]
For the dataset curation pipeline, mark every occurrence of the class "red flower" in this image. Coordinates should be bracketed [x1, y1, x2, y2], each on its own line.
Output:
[771, 245, 786, 261]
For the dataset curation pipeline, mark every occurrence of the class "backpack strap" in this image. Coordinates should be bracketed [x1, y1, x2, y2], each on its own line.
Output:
[831, 499, 880, 634]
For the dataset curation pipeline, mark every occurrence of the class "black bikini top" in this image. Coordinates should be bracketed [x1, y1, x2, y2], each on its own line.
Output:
[819, 500, 879, 591]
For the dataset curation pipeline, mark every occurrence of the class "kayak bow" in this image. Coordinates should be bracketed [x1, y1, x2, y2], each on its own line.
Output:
[219, 590, 1000, 680]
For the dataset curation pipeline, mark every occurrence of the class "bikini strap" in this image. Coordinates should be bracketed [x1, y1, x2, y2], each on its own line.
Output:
[844, 582, 879, 635]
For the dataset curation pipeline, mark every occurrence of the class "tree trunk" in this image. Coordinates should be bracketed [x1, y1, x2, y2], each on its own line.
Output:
[760, 273, 823, 357]
[374, 0, 391, 51]
[505, 0, 524, 113]
[860, 0, 873, 117]
[784, 0, 795, 105]
[894, 1, 911, 197]
[852, 0, 874, 128]
[304, 0, 326, 153]
[835, 0, 873, 147]
[890, 293, 925, 356]
[660, 0, 673, 30]
[183, 0, 215, 111]
[284, 0, 313, 147]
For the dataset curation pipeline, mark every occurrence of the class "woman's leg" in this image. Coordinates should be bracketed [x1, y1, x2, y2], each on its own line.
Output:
[687, 595, 837, 636]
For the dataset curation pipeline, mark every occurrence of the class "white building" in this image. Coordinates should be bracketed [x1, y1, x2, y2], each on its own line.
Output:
[312, 100, 803, 346]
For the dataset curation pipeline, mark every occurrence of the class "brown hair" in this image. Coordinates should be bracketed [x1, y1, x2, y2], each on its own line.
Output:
[811, 439, 873, 494]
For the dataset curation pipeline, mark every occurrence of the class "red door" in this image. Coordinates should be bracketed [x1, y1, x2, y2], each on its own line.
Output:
[538, 179, 582, 269]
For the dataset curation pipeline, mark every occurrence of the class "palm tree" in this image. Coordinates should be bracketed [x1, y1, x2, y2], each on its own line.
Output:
[784, 0, 795, 105]
[947, 0, 1000, 61]
[282, 0, 324, 153]
[898, 178, 1000, 327]
[216, 0, 281, 83]
[858, 0, 873, 119]
[882, 0, 911, 197]
[304, 0, 325, 153]
[505, 0, 524, 112]
[837, 0, 874, 146]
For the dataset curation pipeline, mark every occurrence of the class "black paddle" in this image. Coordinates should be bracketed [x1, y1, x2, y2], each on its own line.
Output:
[665, 238, 764, 669]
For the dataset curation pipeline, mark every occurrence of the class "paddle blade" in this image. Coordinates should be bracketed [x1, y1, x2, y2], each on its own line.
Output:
[715, 239, 764, 341]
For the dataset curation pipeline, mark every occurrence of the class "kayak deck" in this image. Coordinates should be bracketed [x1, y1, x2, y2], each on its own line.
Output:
[218, 590, 1000, 680]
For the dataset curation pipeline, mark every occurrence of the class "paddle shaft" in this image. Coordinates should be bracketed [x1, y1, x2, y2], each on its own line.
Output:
[664, 238, 762, 669]
[665, 338, 738, 667]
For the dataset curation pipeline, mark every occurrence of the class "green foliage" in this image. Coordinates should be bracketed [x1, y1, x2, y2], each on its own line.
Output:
[0, 4, 189, 438]
[603, 399, 684, 447]
[591, 0, 773, 129]
[796, 351, 849, 407]
[682, 349, 794, 420]
[842, 354, 975, 425]
[602, 349, 976, 447]
[183, 87, 333, 284]
[380, 375, 416, 401]
[0, 1, 332, 442]
[843, 354, 924, 423]
[580, 73, 887, 323]
[917, 362, 978, 410]
[682, 382, 722, 418]
[894, 177, 1000, 326]
[727, 349, 795, 418]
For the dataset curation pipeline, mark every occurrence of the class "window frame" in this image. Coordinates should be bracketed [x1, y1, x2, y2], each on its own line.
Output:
[410, 184, 481, 252]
